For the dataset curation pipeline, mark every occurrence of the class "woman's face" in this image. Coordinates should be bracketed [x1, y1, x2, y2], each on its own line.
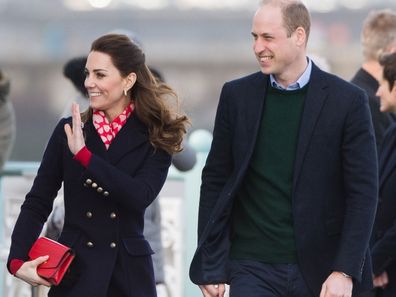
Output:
[84, 51, 135, 121]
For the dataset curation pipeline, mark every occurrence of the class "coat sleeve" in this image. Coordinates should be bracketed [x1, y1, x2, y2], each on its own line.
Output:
[332, 90, 378, 281]
[84, 146, 171, 213]
[198, 82, 234, 239]
[7, 119, 65, 270]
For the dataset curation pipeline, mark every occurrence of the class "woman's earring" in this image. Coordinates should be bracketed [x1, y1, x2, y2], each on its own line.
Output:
[124, 89, 128, 96]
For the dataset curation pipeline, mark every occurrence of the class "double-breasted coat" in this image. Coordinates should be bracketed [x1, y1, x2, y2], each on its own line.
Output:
[189, 64, 378, 296]
[8, 114, 171, 297]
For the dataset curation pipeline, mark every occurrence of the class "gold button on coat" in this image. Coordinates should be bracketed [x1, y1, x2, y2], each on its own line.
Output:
[86, 241, 94, 248]
[110, 212, 116, 219]
[91, 183, 98, 188]
[86, 179, 92, 185]
[103, 191, 109, 197]
[97, 187, 103, 193]
[86, 211, 93, 218]
[110, 242, 116, 248]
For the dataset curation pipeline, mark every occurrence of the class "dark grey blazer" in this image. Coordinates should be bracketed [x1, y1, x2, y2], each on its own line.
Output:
[190, 64, 378, 296]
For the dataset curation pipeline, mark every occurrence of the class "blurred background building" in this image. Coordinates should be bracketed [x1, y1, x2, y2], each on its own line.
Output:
[0, 0, 395, 161]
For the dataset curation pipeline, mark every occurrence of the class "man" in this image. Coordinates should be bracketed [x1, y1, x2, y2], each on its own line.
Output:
[365, 52, 396, 297]
[189, 1, 378, 297]
[351, 9, 396, 149]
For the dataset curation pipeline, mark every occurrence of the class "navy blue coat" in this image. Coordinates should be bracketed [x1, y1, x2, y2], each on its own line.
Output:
[8, 115, 171, 297]
[189, 64, 378, 296]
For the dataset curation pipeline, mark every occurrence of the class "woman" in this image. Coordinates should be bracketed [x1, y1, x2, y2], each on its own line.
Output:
[7, 34, 189, 297]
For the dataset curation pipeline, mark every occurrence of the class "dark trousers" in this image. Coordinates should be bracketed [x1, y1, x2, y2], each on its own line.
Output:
[228, 260, 313, 297]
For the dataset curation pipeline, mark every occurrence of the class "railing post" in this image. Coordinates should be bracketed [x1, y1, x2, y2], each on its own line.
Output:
[183, 129, 212, 297]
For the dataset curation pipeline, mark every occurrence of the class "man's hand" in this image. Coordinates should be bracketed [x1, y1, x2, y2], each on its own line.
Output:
[15, 256, 52, 287]
[199, 284, 226, 297]
[320, 271, 353, 297]
[373, 271, 388, 288]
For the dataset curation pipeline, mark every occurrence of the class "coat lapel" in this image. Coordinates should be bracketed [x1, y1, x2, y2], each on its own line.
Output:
[85, 115, 149, 165]
[106, 115, 148, 165]
[244, 73, 269, 156]
[85, 121, 108, 159]
[293, 64, 328, 189]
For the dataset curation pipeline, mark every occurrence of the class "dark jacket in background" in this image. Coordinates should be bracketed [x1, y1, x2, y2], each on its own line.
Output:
[351, 68, 395, 149]
[370, 123, 396, 296]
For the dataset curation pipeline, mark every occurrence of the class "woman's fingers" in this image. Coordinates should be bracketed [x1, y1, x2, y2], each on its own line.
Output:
[15, 256, 52, 287]
[65, 103, 85, 155]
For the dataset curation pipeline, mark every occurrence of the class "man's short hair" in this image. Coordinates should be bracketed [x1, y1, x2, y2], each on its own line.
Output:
[362, 9, 396, 61]
[260, 0, 311, 42]
[379, 52, 396, 91]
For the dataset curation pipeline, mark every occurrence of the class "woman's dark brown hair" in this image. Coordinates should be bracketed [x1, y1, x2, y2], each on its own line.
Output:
[82, 34, 189, 154]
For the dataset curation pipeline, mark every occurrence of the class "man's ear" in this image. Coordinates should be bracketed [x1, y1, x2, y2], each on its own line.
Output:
[294, 27, 307, 47]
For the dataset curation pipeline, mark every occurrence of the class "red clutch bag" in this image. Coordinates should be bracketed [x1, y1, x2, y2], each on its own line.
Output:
[28, 237, 75, 286]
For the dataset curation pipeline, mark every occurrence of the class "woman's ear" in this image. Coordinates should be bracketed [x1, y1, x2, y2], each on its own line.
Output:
[124, 72, 137, 92]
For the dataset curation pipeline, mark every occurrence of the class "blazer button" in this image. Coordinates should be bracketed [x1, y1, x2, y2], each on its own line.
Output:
[110, 242, 117, 248]
[86, 241, 94, 248]
[97, 187, 103, 193]
[91, 182, 98, 189]
[103, 191, 109, 197]
[86, 211, 93, 218]
[110, 212, 117, 219]
[86, 179, 92, 185]
[83, 183, 88, 187]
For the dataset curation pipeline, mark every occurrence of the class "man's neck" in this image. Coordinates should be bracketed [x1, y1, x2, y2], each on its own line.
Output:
[362, 60, 382, 82]
[274, 57, 308, 89]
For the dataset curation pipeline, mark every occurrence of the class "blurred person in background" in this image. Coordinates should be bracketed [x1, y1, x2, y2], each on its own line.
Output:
[363, 52, 396, 297]
[0, 69, 16, 170]
[189, 1, 378, 297]
[61, 56, 89, 117]
[7, 33, 189, 297]
[351, 9, 396, 150]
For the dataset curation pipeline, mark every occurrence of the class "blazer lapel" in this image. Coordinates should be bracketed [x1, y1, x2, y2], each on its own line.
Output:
[293, 64, 328, 189]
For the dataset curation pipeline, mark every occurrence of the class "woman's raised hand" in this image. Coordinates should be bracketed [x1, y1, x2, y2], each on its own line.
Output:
[64, 103, 86, 155]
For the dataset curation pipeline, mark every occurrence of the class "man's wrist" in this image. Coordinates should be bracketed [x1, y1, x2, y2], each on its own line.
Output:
[338, 271, 352, 278]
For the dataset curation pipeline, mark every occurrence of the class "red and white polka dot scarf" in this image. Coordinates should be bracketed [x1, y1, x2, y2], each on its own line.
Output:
[92, 103, 134, 149]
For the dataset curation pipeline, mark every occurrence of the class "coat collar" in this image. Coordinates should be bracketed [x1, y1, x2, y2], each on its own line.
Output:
[85, 114, 149, 165]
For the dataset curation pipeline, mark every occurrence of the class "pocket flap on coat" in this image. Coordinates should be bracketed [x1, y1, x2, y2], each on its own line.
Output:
[122, 237, 154, 256]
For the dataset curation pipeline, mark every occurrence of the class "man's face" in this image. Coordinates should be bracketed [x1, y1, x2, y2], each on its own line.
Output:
[376, 74, 396, 113]
[251, 4, 303, 79]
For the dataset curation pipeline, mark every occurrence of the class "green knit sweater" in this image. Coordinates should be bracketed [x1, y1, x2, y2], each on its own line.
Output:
[230, 84, 307, 263]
